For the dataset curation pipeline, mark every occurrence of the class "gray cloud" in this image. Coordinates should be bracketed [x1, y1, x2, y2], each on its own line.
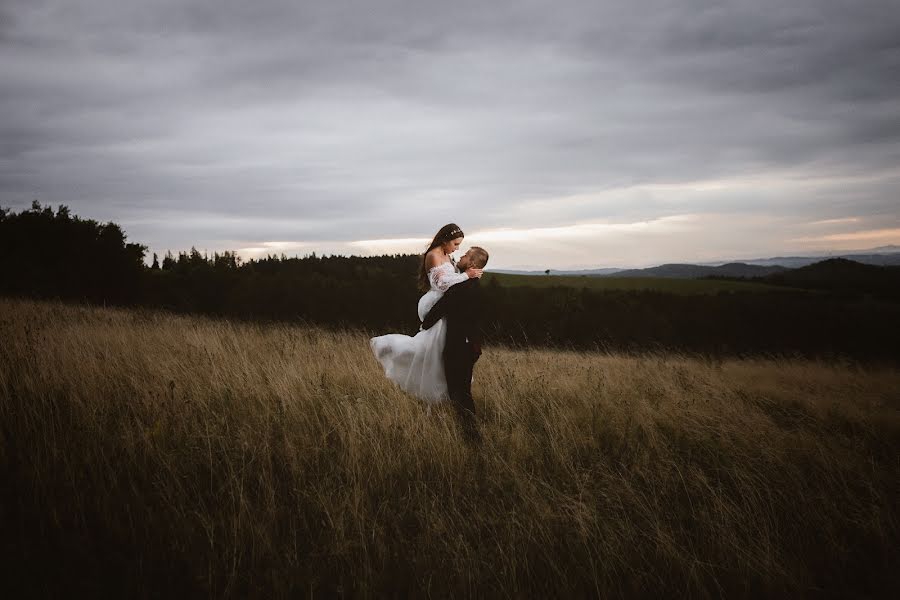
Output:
[1, 0, 899, 266]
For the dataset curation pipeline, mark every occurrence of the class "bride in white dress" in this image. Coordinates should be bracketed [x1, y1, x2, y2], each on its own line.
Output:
[370, 223, 483, 403]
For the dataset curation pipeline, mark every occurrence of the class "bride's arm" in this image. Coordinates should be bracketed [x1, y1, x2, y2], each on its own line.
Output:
[429, 266, 469, 293]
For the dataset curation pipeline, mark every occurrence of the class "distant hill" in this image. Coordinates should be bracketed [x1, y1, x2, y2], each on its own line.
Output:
[484, 271, 795, 295]
[715, 251, 900, 269]
[491, 267, 623, 276]
[487, 258, 900, 301]
[494, 247, 900, 277]
[759, 258, 900, 299]
[597, 262, 790, 279]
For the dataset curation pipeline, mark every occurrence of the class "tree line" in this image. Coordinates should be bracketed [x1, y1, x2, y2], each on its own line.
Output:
[2, 202, 898, 360]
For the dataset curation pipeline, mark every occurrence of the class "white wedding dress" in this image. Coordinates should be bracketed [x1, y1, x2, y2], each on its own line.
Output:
[370, 261, 469, 403]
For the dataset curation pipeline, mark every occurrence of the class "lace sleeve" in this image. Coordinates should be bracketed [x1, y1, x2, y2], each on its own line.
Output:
[429, 265, 468, 292]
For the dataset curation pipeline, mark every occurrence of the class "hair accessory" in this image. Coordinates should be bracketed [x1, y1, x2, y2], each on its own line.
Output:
[446, 227, 463, 238]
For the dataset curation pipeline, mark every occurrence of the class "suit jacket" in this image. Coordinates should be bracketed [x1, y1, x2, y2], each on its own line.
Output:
[421, 278, 483, 356]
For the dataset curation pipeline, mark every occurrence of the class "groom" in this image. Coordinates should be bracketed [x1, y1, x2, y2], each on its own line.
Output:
[421, 246, 490, 445]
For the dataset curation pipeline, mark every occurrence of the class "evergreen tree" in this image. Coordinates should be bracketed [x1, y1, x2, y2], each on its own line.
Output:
[162, 251, 175, 271]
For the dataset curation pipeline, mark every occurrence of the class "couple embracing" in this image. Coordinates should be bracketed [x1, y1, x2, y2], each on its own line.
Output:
[370, 224, 489, 443]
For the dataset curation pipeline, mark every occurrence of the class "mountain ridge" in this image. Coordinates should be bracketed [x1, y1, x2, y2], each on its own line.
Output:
[491, 247, 900, 277]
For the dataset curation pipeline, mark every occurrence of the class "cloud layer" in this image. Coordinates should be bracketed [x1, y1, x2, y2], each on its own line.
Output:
[2, 0, 899, 267]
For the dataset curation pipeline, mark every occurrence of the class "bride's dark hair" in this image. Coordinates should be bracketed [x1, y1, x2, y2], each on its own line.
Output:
[417, 223, 464, 291]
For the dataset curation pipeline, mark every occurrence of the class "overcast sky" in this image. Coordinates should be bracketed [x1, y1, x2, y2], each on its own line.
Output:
[2, 0, 899, 269]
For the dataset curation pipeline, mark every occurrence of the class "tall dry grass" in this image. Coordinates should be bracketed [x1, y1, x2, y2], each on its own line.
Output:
[1, 297, 898, 598]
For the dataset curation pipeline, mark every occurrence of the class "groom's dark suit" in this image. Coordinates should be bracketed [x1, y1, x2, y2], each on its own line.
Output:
[421, 278, 483, 442]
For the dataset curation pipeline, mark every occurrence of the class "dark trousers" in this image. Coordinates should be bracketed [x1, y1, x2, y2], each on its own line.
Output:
[444, 345, 480, 444]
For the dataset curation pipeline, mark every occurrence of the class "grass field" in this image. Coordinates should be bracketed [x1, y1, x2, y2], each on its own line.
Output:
[1, 298, 898, 597]
[485, 272, 797, 294]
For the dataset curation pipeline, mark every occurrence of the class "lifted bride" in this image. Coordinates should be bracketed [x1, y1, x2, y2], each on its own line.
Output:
[369, 223, 482, 403]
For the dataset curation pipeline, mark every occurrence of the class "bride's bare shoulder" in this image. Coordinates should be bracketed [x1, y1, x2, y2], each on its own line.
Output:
[424, 248, 444, 270]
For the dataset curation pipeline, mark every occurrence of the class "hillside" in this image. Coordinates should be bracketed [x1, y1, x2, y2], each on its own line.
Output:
[759, 258, 900, 299]
[735, 250, 900, 268]
[490, 248, 900, 277]
[484, 271, 793, 294]
[492, 267, 624, 276]
[599, 262, 789, 279]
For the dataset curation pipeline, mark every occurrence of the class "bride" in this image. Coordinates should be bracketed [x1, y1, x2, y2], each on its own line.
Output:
[370, 223, 483, 403]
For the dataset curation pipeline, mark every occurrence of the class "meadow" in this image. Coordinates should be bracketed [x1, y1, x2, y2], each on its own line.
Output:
[485, 272, 796, 295]
[1, 297, 898, 598]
